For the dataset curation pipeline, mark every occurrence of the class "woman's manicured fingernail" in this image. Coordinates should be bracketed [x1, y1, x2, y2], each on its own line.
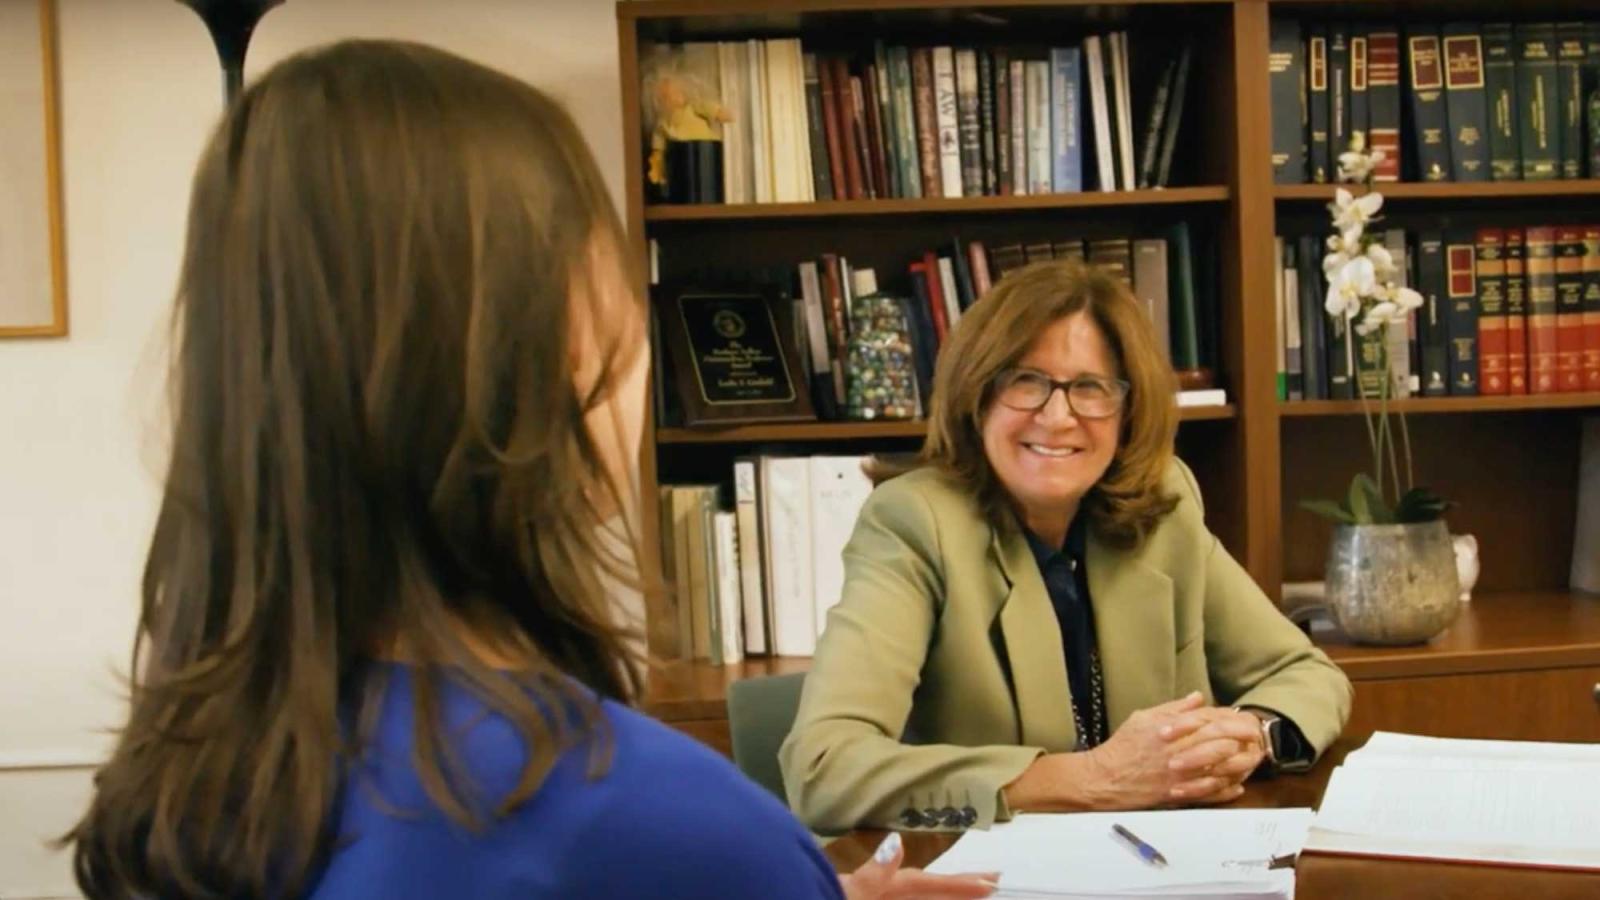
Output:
[873, 831, 902, 864]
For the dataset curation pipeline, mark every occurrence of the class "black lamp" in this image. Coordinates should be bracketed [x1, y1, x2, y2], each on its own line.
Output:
[176, 0, 285, 104]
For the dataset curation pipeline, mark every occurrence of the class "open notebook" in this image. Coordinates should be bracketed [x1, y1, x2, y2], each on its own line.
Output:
[924, 808, 1313, 898]
[1304, 731, 1600, 871]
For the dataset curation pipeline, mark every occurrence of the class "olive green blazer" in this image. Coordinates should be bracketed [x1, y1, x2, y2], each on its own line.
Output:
[778, 459, 1352, 834]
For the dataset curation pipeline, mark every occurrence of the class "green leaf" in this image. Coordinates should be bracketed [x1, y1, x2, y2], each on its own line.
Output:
[1347, 473, 1393, 524]
[1300, 499, 1357, 524]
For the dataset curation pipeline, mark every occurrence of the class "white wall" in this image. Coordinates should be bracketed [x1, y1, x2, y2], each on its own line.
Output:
[0, 2, 625, 895]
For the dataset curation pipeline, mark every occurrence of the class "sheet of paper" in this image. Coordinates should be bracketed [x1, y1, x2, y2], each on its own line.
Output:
[925, 808, 1312, 898]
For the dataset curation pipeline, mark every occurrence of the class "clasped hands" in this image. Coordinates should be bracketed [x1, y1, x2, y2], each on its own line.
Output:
[1007, 691, 1268, 812]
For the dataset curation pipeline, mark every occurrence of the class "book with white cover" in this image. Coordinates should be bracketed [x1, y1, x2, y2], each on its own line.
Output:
[807, 456, 875, 637]
[1304, 732, 1600, 871]
[1083, 36, 1116, 191]
[931, 46, 963, 198]
[732, 459, 768, 654]
[712, 511, 744, 664]
[759, 456, 815, 656]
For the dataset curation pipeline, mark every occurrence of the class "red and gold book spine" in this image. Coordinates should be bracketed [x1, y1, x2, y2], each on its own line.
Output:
[1525, 226, 1560, 394]
[1503, 228, 1529, 393]
[1475, 228, 1508, 394]
[1556, 226, 1587, 392]
[1583, 225, 1600, 392]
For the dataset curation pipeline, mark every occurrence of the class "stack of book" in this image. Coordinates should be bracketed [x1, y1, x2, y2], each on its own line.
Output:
[1270, 19, 1600, 184]
[1276, 225, 1600, 400]
[658, 455, 876, 662]
[651, 33, 1196, 204]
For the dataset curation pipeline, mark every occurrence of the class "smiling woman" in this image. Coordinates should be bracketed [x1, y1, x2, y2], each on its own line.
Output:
[779, 259, 1354, 836]
[0, 0, 67, 337]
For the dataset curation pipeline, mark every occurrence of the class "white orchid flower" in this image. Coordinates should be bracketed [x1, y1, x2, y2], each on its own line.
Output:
[1325, 255, 1375, 318]
[1332, 188, 1384, 229]
[1395, 285, 1424, 311]
[1365, 242, 1396, 279]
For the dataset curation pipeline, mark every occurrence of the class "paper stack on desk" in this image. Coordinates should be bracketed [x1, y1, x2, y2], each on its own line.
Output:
[1304, 731, 1600, 871]
[924, 808, 1313, 898]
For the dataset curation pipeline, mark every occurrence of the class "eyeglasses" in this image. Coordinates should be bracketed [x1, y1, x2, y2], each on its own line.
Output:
[993, 369, 1130, 419]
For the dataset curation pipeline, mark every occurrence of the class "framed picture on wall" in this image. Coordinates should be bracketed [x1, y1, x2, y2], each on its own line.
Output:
[1, 0, 67, 337]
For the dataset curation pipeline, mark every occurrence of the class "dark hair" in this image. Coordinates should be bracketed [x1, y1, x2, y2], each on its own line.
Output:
[66, 40, 647, 898]
[916, 260, 1179, 545]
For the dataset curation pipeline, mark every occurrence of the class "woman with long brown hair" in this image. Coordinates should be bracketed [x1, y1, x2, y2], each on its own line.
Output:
[66, 40, 995, 900]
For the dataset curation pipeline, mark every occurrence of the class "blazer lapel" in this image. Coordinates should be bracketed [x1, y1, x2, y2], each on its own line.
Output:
[1086, 530, 1176, 730]
[991, 524, 1078, 752]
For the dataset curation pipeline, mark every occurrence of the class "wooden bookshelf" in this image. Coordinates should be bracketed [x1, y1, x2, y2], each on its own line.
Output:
[1274, 179, 1600, 203]
[1280, 394, 1600, 417]
[658, 404, 1236, 444]
[646, 186, 1230, 222]
[618, 0, 1600, 736]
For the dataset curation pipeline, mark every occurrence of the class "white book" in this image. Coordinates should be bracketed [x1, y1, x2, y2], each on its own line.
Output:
[786, 39, 813, 203]
[931, 46, 963, 199]
[1177, 388, 1228, 407]
[1305, 732, 1600, 871]
[764, 40, 798, 203]
[797, 261, 832, 379]
[1573, 417, 1600, 592]
[747, 39, 771, 203]
[717, 42, 750, 204]
[806, 456, 875, 638]
[712, 511, 744, 665]
[759, 457, 815, 656]
[1112, 32, 1137, 191]
[1384, 230, 1412, 398]
[1083, 36, 1116, 191]
[732, 460, 769, 655]
[1284, 251, 1302, 399]
[1025, 60, 1052, 194]
[1274, 236, 1287, 389]
[1009, 59, 1028, 195]
[937, 256, 962, 329]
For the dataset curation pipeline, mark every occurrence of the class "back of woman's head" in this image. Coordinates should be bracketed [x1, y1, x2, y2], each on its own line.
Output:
[69, 40, 645, 898]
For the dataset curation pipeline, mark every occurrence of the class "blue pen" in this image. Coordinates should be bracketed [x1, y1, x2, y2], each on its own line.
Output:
[1111, 823, 1169, 868]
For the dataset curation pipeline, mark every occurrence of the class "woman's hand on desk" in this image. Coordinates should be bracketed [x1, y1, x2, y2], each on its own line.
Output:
[1160, 706, 1267, 803]
[1005, 692, 1234, 811]
[840, 832, 999, 900]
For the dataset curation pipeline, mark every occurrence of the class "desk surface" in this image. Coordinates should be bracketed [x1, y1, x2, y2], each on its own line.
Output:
[821, 739, 1600, 900]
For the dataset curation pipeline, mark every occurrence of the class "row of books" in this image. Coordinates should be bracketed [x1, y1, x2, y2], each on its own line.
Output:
[655, 34, 1194, 205]
[650, 225, 1221, 427]
[1275, 226, 1600, 401]
[659, 455, 876, 662]
[1270, 20, 1600, 184]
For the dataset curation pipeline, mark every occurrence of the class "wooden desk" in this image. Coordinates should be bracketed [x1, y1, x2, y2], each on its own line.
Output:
[821, 739, 1600, 899]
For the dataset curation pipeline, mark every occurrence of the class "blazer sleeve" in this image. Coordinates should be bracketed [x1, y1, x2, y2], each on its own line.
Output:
[1175, 463, 1354, 758]
[778, 479, 1042, 834]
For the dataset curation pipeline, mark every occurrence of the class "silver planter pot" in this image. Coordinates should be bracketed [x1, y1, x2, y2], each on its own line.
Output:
[1324, 520, 1462, 645]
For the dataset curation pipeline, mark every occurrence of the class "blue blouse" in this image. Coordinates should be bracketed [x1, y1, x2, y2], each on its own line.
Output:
[305, 665, 845, 899]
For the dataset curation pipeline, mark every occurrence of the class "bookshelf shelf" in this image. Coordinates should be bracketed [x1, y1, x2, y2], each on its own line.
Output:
[1274, 180, 1600, 203]
[657, 405, 1237, 444]
[645, 186, 1231, 222]
[1279, 394, 1600, 417]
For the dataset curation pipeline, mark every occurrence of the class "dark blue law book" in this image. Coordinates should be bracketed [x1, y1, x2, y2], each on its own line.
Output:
[1516, 23, 1561, 180]
[1415, 232, 1450, 396]
[1482, 23, 1521, 181]
[1269, 19, 1307, 184]
[1441, 24, 1490, 182]
[1050, 46, 1083, 192]
[1329, 26, 1351, 159]
[1350, 28, 1371, 153]
[1405, 28, 1452, 182]
[1557, 22, 1586, 178]
[900, 281, 938, 412]
[1308, 26, 1332, 183]
[1445, 229, 1480, 395]
[1297, 235, 1328, 400]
